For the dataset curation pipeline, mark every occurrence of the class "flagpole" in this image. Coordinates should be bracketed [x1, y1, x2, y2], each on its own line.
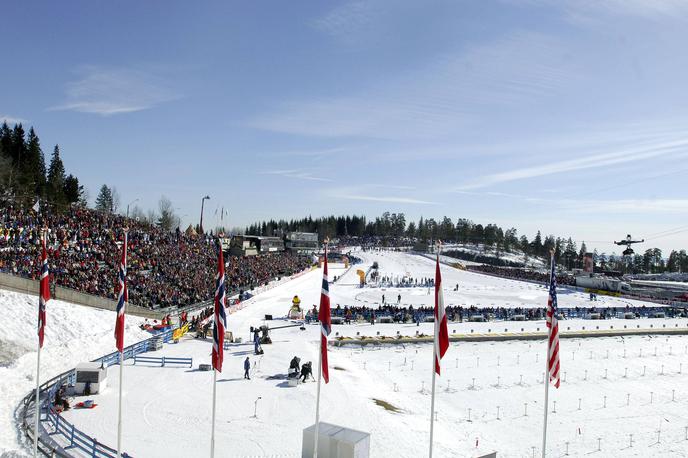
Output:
[429, 241, 441, 458]
[314, 335, 323, 458]
[117, 350, 124, 457]
[429, 335, 437, 458]
[210, 369, 217, 458]
[34, 229, 47, 458]
[117, 229, 127, 458]
[33, 337, 41, 457]
[541, 252, 554, 458]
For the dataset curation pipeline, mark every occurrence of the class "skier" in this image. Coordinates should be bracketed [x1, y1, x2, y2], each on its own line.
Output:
[397, 294, 401, 304]
[244, 357, 251, 380]
[382, 294, 385, 305]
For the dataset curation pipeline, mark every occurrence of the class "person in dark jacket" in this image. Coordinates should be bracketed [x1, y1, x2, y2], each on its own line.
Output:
[244, 356, 251, 380]
[300, 361, 313, 382]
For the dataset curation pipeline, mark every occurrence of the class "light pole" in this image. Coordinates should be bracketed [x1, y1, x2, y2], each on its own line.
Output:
[200, 195, 210, 233]
[126, 198, 139, 219]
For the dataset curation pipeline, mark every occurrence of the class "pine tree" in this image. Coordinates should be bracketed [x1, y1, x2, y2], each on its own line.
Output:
[25, 128, 46, 202]
[63, 175, 83, 204]
[46, 145, 67, 207]
[95, 184, 113, 212]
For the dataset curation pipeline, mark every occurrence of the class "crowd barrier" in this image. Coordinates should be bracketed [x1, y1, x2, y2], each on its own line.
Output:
[133, 355, 192, 368]
[19, 328, 176, 457]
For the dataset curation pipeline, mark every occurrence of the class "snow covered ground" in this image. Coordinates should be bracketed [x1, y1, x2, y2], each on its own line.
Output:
[0, 289, 149, 456]
[442, 243, 545, 269]
[44, 250, 688, 457]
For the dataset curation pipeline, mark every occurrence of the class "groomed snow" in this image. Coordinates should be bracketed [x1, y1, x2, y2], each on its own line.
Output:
[50, 250, 688, 457]
[0, 289, 149, 456]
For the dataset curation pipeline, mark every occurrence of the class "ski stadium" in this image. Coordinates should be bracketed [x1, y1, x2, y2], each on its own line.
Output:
[4, 248, 688, 457]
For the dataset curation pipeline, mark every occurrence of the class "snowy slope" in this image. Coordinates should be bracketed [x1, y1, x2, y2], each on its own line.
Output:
[52, 250, 688, 457]
[0, 289, 149, 456]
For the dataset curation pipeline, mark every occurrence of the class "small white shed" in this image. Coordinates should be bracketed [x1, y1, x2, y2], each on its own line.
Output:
[302, 422, 370, 458]
[74, 362, 107, 395]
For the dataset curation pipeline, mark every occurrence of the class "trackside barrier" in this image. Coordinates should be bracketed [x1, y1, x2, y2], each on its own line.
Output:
[133, 355, 192, 368]
[19, 328, 176, 457]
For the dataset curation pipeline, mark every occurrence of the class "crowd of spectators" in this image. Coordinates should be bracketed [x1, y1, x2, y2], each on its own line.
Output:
[0, 204, 313, 309]
[467, 265, 576, 287]
[314, 303, 683, 323]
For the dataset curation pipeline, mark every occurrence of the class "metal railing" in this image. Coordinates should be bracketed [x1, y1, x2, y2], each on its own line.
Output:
[19, 328, 176, 457]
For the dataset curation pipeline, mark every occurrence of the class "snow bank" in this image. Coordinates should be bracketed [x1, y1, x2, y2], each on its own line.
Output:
[0, 289, 149, 456]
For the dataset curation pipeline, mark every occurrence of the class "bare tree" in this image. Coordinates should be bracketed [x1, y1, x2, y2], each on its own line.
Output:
[157, 196, 176, 232]
[111, 186, 120, 213]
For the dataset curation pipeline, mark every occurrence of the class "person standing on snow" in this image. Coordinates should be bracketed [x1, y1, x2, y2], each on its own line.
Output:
[244, 356, 251, 380]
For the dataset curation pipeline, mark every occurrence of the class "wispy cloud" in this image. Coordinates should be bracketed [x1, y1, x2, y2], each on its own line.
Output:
[261, 169, 332, 182]
[250, 31, 574, 139]
[505, 0, 688, 26]
[0, 114, 28, 124]
[334, 193, 437, 205]
[367, 183, 417, 191]
[568, 198, 688, 214]
[273, 146, 352, 158]
[50, 65, 179, 115]
[457, 137, 688, 190]
[313, 1, 377, 43]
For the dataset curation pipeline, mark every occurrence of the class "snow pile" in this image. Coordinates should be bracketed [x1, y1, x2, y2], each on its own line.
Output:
[0, 289, 149, 456]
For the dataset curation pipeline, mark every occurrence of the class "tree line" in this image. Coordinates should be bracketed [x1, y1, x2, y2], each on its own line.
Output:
[0, 122, 85, 208]
[245, 212, 687, 274]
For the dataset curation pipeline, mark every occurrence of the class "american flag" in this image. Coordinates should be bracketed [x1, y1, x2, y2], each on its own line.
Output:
[114, 232, 128, 352]
[318, 245, 332, 383]
[434, 251, 449, 374]
[545, 254, 560, 388]
[212, 242, 227, 372]
[38, 235, 49, 348]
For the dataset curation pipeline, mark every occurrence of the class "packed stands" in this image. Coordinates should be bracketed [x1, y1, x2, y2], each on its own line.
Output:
[0, 204, 313, 309]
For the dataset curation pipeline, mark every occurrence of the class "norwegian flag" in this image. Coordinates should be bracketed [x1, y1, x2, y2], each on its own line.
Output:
[212, 243, 227, 372]
[434, 251, 449, 374]
[114, 233, 128, 352]
[37, 235, 49, 348]
[545, 254, 561, 388]
[318, 245, 332, 383]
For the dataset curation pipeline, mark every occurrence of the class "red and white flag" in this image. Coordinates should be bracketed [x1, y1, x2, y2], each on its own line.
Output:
[434, 252, 449, 374]
[38, 236, 49, 348]
[212, 243, 227, 372]
[546, 254, 560, 388]
[114, 233, 128, 352]
[318, 245, 332, 383]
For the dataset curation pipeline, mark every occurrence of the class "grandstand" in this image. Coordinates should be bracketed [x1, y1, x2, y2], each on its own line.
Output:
[0, 204, 313, 310]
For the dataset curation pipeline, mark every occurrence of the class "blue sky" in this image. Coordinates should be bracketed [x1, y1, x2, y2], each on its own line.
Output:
[2, 0, 688, 254]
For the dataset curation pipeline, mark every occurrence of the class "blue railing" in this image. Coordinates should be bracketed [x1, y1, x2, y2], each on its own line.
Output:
[133, 355, 192, 367]
[21, 328, 176, 457]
